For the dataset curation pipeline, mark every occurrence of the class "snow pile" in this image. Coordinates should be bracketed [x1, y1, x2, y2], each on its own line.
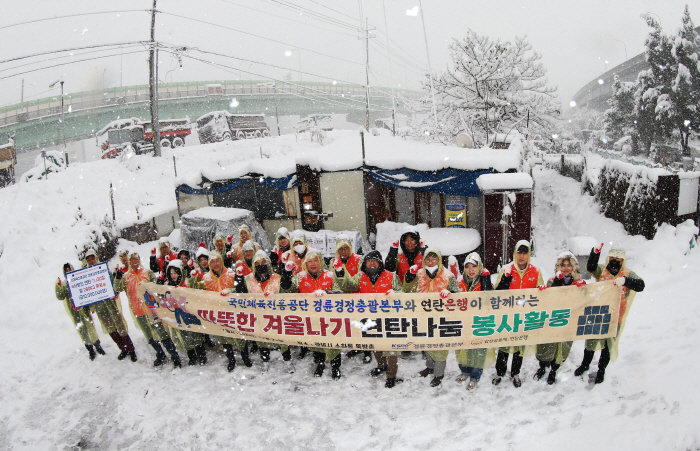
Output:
[566, 236, 599, 256]
[374, 220, 480, 257]
[3, 149, 700, 449]
[476, 173, 533, 191]
[174, 129, 523, 189]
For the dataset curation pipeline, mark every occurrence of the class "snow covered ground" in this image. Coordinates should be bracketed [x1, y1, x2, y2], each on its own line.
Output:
[0, 144, 698, 448]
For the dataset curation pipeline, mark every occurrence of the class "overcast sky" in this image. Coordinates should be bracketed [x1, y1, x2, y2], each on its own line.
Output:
[0, 0, 694, 111]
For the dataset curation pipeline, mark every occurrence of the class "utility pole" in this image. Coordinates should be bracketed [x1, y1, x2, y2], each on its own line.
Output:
[364, 17, 370, 132]
[382, 0, 397, 135]
[149, 0, 161, 157]
[418, 0, 438, 130]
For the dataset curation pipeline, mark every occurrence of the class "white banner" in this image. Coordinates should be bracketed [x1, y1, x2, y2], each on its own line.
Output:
[66, 262, 116, 308]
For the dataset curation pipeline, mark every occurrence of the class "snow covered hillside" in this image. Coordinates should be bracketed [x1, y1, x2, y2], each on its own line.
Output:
[0, 139, 697, 449]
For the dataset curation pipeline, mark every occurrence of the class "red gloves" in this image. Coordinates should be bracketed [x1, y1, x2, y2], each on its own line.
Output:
[419, 239, 425, 247]
[164, 255, 171, 262]
[333, 258, 343, 271]
[391, 240, 399, 248]
[220, 289, 230, 296]
[226, 250, 234, 259]
[481, 268, 490, 276]
[409, 265, 419, 274]
[556, 271, 563, 279]
[236, 262, 245, 276]
[439, 289, 450, 299]
[191, 269, 202, 280]
[538, 285, 548, 291]
[385, 289, 395, 295]
[282, 253, 289, 263]
[504, 264, 513, 277]
[227, 235, 234, 243]
[56, 277, 62, 286]
[285, 261, 295, 272]
[151, 248, 156, 255]
[594, 242, 604, 253]
[575, 279, 587, 287]
[198, 241, 206, 248]
[187, 259, 194, 268]
[448, 261, 459, 278]
[264, 290, 271, 297]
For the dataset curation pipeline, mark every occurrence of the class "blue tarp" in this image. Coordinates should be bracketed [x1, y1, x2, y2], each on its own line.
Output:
[368, 167, 492, 197]
[177, 174, 297, 195]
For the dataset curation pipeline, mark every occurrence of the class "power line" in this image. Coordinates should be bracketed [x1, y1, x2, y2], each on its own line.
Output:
[0, 9, 148, 31]
[216, 0, 359, 38]
[267, 0, 361, 32]
[0, 43, 146, 75]
[157, 10, 364, 68]
[0, 41, 148, 66]
[0, 49, 148, 81]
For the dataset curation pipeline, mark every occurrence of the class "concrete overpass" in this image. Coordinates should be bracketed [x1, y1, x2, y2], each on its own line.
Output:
[0, 80, 421, 153]
[572, 25, 700, 111]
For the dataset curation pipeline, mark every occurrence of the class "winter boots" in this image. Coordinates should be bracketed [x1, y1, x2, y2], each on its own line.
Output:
[466, 379, 478, 390]
[298, 346, 309, 360]
[260, 348, 271, 373]
[195, 344, 207, 366]
[419, 367, 434, 378]
[203, 334, 216, 348]
[574, 349, 594, 376]
[223, 344, 236, 372]
[512, 375, 522, 388]
[240, 342, 253, 367]
[187, 349, 198, 366]
[330, 355, 342, 380]
[161, 338, 181, 368]
[430, 376, 444, 387]
[94, 340, 105, 356]
[282, 348, 295, 373]
[362, 351, 372, 364]
[595, 346, 611, 384]
[149, 339, 167, 367]
[370, 366, 387, 377]
[110, 332, 136, 362]
[85, 344, 96, 361]
[345, 350, 361, 358]
[313, 352, 325, 377]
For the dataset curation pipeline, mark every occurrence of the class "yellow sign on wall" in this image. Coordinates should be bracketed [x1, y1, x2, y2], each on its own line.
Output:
[445, 204, 466, 228]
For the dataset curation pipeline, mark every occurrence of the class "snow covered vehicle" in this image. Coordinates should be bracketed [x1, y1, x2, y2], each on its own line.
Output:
[295, 114, 333, 134]
[195, 111, 270, 143]
[97, 118, 191, 159]
[0, 138, 16, 188]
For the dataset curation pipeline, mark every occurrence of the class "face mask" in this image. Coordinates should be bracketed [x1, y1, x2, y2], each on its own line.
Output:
[426, 265, 438, 274]
[606, 259, 622, 275]
[365, 267, 381, 277]
[255, 265, 270, 282]
[294, 244, 306, 254]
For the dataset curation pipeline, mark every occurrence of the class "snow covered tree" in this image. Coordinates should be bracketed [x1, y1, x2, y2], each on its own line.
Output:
[636, 7, 700, 156]
[424, 30, 560, 147]
[666, 6, 700, 155]
[604, 76, 636, 142]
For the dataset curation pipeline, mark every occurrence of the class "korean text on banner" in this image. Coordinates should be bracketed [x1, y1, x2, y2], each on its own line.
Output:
[137, 281, 621, 352]
[66, 262, 116, 308]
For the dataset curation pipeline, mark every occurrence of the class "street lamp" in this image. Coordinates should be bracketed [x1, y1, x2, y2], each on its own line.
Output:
[48, 78, 66, 151]
[284, 49, 302, 84]
[257, 82, 281, 137]
[615, 39, 628, 61]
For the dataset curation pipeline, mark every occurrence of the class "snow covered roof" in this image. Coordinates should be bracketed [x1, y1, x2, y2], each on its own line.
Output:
[476, 173, 533, 191]
[174, 130, 523, 189]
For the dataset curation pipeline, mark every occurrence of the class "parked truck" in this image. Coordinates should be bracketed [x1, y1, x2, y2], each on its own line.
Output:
[196, 111, 270, 143]
[97, 117, 191, 159]
[0, 137, 16, 188]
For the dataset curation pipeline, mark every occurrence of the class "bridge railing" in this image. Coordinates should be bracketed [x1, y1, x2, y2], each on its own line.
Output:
[0, 81, 419, 128]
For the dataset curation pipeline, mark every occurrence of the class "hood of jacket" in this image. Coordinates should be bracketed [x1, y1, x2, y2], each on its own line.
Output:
[555, 251, 581, 280]
[398, 226, 421, 256]
[360, 250, 385, 274]
[334, 234, 354, 260]
[301, 249, 325, 276]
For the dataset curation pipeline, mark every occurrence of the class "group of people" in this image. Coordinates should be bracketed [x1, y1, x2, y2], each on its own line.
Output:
[55, 224, 644, 390]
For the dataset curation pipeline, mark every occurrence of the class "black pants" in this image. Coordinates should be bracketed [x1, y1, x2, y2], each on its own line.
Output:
[496, 350, 523, 377]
